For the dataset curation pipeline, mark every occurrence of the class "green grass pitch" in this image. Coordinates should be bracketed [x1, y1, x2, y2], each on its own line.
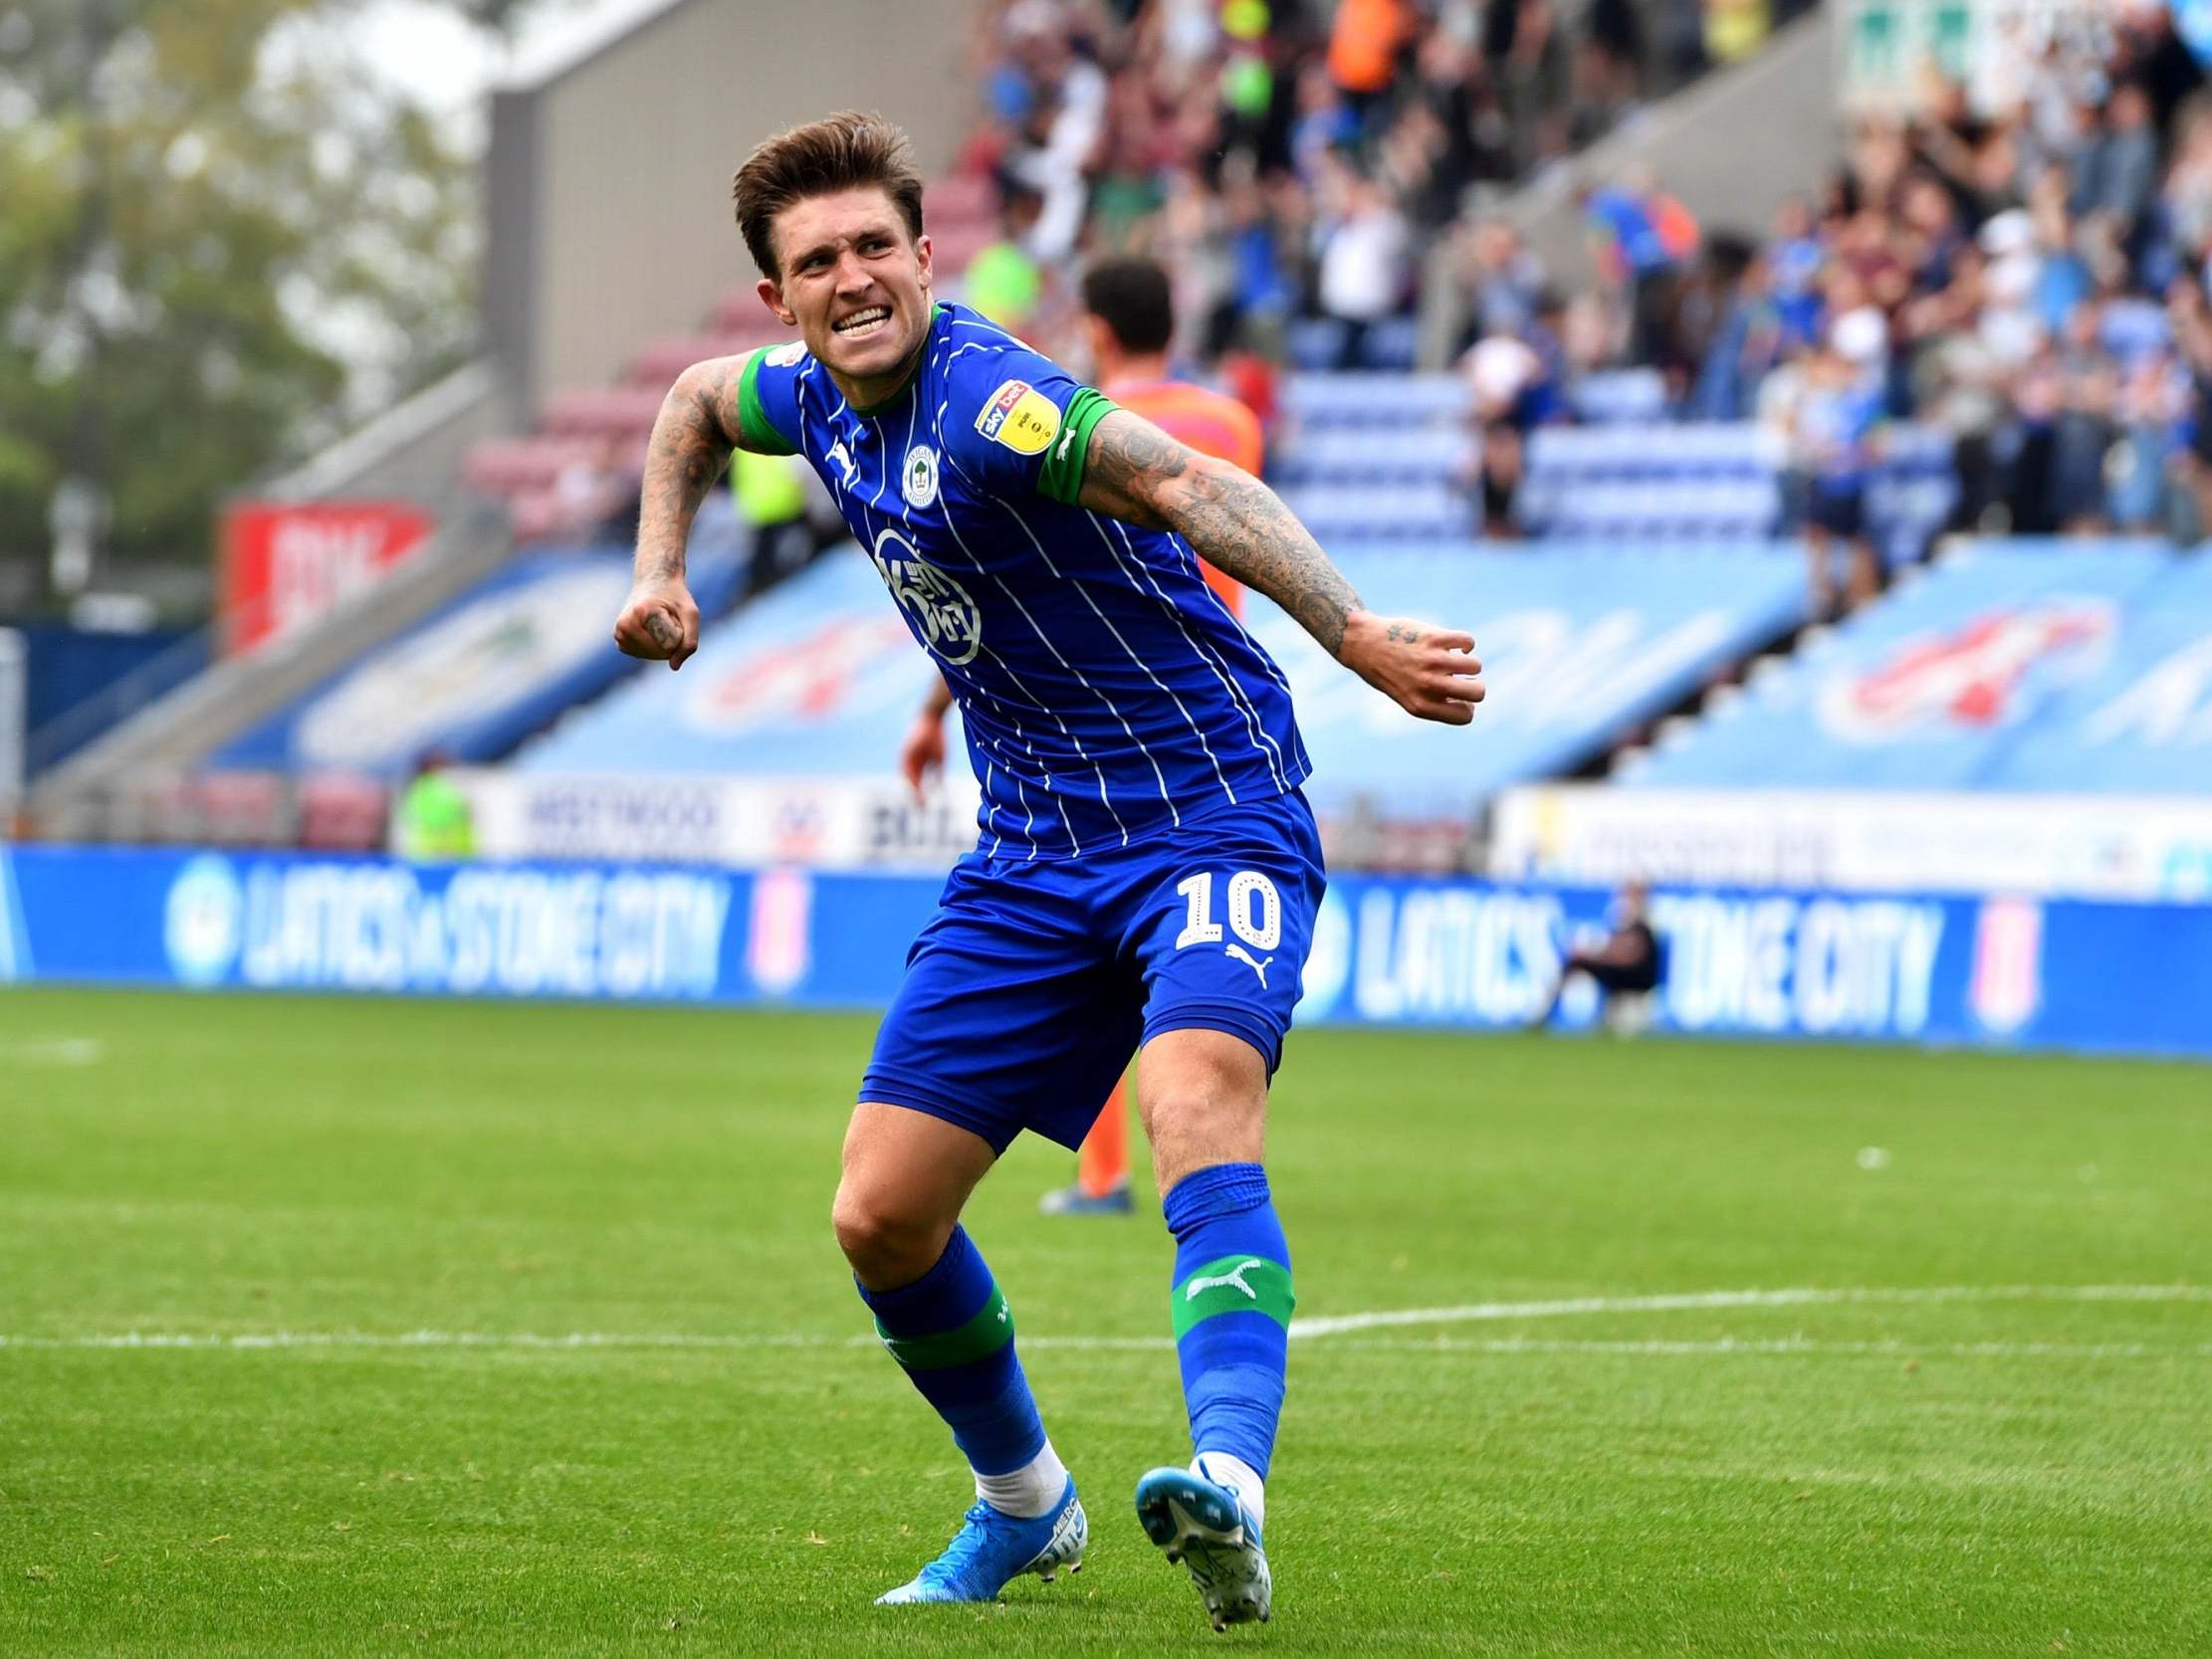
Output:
[2, 985, 2207, 1657]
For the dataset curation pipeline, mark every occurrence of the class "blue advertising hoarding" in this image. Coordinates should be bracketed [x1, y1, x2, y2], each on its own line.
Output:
[3, 846, 2206, 1062]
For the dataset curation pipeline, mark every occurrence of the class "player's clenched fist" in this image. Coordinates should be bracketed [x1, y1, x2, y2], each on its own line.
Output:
[613, 578, 700, 671]
[1337, 610, 1484, 726]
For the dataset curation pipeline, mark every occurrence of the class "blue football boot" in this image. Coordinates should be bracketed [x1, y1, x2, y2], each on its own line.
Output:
[1135, 1462, 1270, 1630]
[1038, 1179, 1136, 1216]
[875, 1475, 1087, 1604]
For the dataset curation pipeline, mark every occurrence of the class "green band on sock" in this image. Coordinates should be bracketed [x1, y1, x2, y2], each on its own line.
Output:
[875, 1287, 1014, 1370]
[1172, 1255, 1295, 1339]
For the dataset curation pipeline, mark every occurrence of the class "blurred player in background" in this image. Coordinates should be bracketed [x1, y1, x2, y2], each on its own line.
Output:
[901, 255, 1265, 1220]
[613, 114, 1482, 1631]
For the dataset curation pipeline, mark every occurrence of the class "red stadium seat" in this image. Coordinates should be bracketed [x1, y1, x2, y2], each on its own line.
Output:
[540, 385, 666, 439]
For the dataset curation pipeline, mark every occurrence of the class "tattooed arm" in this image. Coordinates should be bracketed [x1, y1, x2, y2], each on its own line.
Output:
[1077, 408, 1485, 725]
[613, 353, 762, 670]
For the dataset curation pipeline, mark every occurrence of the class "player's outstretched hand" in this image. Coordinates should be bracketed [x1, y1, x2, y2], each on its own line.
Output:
[613, 578, 700, 671]
[899, 709, 948, 802]
[1339, 611, 1484, 725]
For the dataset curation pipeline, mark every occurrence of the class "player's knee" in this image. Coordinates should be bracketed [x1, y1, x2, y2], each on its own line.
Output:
[1141, 1038, 1267, 1179]
[831, 1183, 940, 1285]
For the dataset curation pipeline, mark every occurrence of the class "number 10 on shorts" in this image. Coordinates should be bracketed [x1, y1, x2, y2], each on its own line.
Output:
[1175, 870, 1282, 952]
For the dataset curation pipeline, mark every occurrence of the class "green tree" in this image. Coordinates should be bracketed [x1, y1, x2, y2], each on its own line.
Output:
[0, 0, 533, 612]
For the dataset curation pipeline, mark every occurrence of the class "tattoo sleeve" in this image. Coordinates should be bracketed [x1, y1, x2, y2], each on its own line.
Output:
[1076, 409, 1364, 656]
[633, 353, 752, 584]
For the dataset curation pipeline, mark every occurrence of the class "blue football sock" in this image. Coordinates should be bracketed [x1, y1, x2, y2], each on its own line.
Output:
[1163, 1161, 1293, 1482]
[858, 1225, 1047, 1481]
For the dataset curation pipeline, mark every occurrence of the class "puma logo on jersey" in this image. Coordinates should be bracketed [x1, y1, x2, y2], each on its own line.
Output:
[1185, 1259, 1268, 1301]
[827, 439, 857, 487]
[1225, 943, 1273, 987]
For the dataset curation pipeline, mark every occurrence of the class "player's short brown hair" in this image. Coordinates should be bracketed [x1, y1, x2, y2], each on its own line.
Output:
[1081, 256, 1176, 355]
[733, 111, 926, 281]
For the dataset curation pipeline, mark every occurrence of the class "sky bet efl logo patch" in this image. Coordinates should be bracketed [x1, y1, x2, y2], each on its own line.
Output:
[976, 378, 1060, 456]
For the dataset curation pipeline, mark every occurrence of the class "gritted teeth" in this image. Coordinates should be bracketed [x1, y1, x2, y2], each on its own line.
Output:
[833, 306, 892, 333]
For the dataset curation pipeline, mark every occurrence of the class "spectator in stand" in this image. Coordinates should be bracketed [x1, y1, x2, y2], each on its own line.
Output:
[1458, 326, 1554, 536]
[1203, 167, 1297, 360]
[2163, 273, 2212, 535]
[1584, 172, 1698, 367]
[1290, 59, 1360, 185]
[996, 0, 1108, 264]
[1376, 100, 1463, 235]
[1491, 0, 1573, 172]
[2075, 81, 2162, 253]
[2046, 301, 2125, 534]
[1314, 159, 1412, 369]
[2160, 97, 2212, 265]
[1583, 0, 1644, 104]
[2108, 345, 2189, 532]
[1447, 218, 1547, 354]
[1327, 0, 1415, 134]
[1704, 0, 1771, 66]
[1789, 310, 1889, 617]
[1687, 234, 1783, 421]
[1767, 196, 1827, 352]
[1903, 242, 2010, 531]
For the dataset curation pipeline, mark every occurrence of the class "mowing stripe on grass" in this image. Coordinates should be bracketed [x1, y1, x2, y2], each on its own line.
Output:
[1, 1285, 2204, 1356]
[0, 1332, 2205, 1362]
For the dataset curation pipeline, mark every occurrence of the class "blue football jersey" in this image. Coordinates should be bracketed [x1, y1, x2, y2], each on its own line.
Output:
[739, 303, 1311, 860]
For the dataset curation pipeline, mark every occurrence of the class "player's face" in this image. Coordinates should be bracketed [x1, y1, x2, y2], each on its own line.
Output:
[760, 188, 933, 392]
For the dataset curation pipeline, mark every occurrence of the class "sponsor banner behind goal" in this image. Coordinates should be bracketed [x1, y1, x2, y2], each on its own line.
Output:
[445, 770, 985, 871]
[1491, 785, 2212, 903]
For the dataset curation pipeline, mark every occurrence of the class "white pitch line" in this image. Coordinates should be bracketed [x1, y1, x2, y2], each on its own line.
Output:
[1314, 1337, 2212, 1359]
[1285, 1283, 2212, 1338]
[1, 1285, 2204, 1357]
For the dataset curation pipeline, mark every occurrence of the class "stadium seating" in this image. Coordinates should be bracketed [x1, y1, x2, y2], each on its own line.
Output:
[1285, 315, 1422, 372]
[1267, 373, 1955, 557]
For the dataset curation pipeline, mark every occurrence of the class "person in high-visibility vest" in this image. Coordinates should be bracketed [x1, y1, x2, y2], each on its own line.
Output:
[895, 256, 1266, 1216]
[392, 750, 477, 862]
[734, 447, 813, 595]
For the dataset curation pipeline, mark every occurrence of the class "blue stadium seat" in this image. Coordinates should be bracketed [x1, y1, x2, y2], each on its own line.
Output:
[1279, 373, 1468, 428]
[1571, 369, 1669, 424]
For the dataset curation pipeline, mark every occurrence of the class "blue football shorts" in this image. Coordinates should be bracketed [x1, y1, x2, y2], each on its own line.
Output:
[859, 788, 1327, 1152]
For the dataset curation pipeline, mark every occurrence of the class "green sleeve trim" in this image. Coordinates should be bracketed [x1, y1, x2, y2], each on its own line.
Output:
[1172, 1255, 1295, 1338]
[737, 348, 799, 456]
[875, 1287, 1014, 1370]
[1035, 386, 1116, 505]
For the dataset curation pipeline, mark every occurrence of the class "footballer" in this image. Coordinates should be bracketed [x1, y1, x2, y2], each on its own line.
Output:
[612, 112, 1482, 1630]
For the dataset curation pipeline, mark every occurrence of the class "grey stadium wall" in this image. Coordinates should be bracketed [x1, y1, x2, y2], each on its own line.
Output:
[483, 0, 971, 424]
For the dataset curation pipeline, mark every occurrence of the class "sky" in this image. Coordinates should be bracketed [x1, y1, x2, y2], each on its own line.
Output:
[346, 0, 662, 140]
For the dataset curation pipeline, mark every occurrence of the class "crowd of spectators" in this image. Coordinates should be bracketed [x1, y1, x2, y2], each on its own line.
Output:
[951, 0, 1784, 367]
[1428, 3, 2212, 608]
[954, 0, 2212, 622]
